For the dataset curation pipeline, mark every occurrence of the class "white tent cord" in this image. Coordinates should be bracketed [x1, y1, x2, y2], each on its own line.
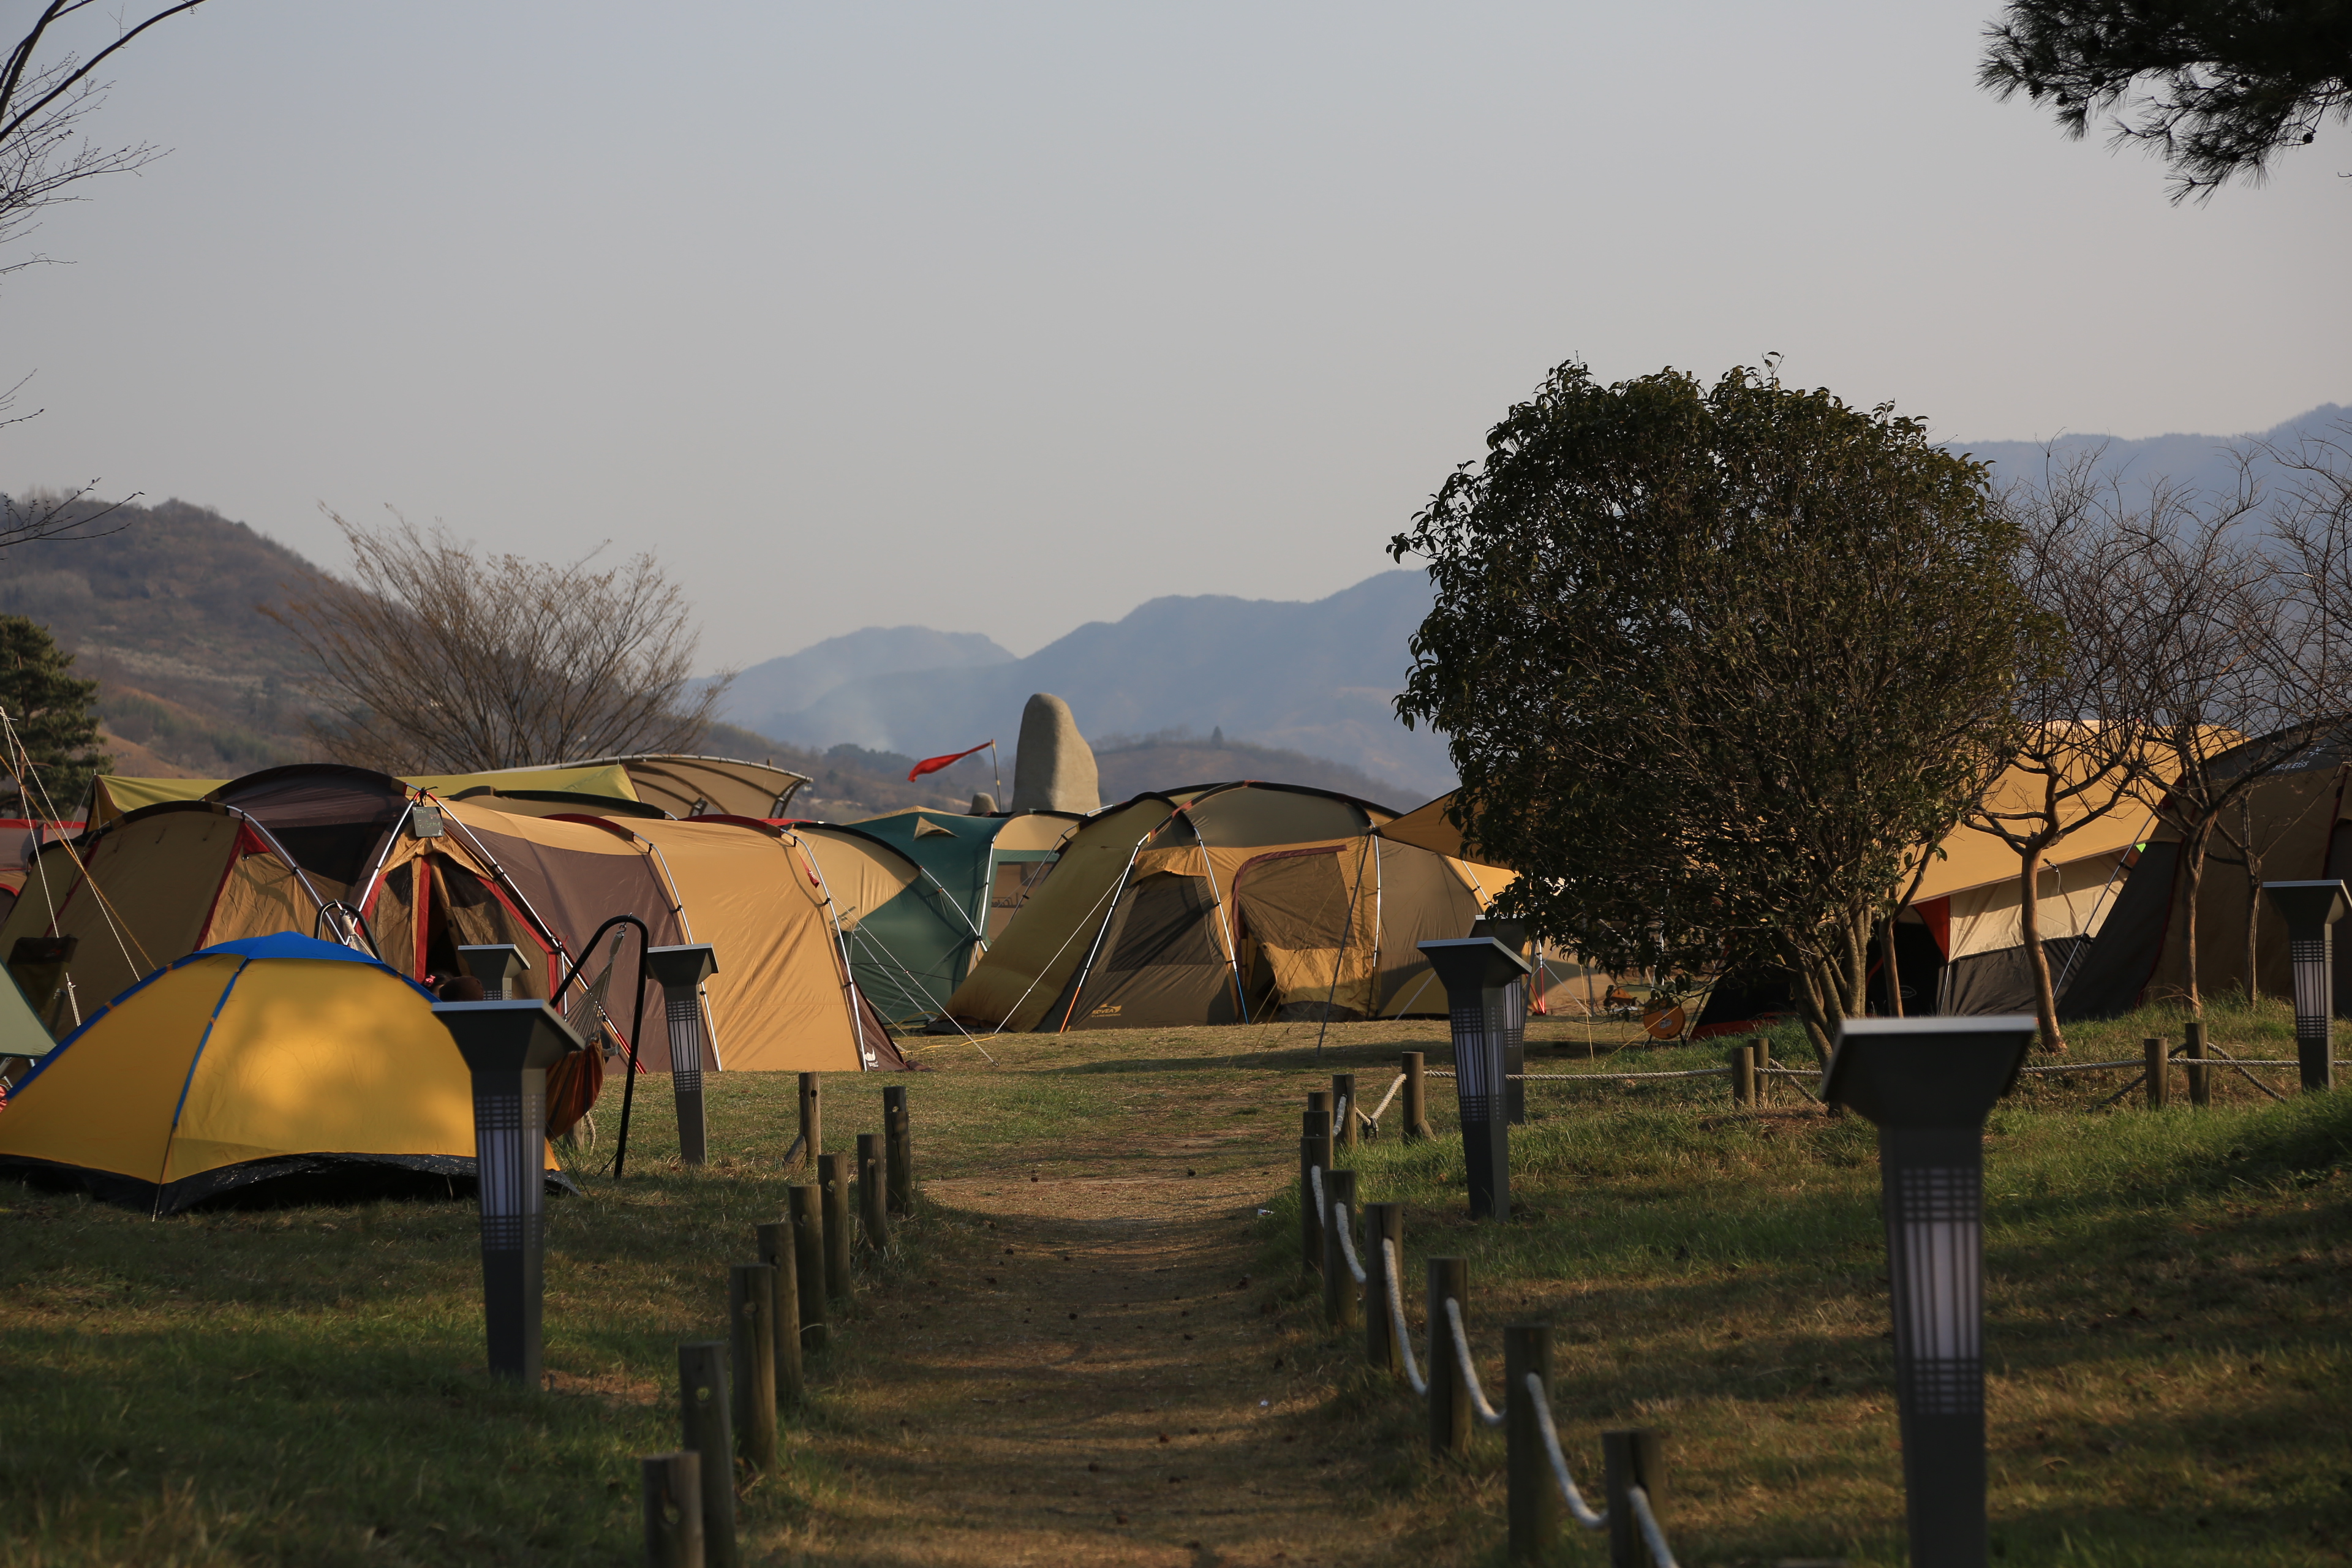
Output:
[982, 868, 1129, 1036]
[0, 710, 143, 977]
[1525, 1373, 1609, 1530]
[1443, 1297, 1507, 1428]
[845, 919, 998, 1064]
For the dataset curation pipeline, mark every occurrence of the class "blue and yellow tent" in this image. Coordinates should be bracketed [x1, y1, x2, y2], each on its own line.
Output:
[0, 932, 558, 1213]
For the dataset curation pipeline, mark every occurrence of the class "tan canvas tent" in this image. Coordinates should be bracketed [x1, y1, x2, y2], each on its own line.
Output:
[0, 764, 896, 1072]
[942, 783, 1509, 1032]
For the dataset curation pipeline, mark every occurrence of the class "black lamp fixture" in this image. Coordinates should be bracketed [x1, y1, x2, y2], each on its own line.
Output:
[1417, 936, 1533, 1220]
[645, 944, 720, 1166]
[431, 998, 584, 1384]
[1823, 1014, 2035, 1568]
[2262, 880, 2345, 1092]
[457, 944, 529, 1000]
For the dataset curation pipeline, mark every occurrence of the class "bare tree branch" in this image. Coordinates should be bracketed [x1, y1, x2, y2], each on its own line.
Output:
[266, 508, 736, 773]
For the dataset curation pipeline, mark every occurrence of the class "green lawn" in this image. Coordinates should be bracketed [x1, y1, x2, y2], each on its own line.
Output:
[0, 1001, 2344, 1566]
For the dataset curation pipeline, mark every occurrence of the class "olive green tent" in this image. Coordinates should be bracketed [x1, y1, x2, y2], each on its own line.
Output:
[793, 810, 1082, 1026]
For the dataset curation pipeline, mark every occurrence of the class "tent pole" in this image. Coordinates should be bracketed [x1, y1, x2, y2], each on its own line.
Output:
[1178, 811, 1250, 1025]
[1312, 836, 1373, 1064]
[1058, 845, 1146, 1034]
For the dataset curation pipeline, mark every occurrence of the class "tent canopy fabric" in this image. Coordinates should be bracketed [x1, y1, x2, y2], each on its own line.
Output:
[0, 940, 560, 1213]
[535, 755, 809, 820]
[85, 764, 646, 829]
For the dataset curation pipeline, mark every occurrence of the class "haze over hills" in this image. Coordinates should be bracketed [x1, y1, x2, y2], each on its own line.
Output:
[1956, 405, 2350, 500]
[712, 569, 1457, 800]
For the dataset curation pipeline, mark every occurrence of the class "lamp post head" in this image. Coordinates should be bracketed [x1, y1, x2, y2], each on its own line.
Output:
[645, 943, 720, 991]
[456, 944, 528, 993]
[1417, 936, 1533, 994]
[2264, 880, 2350, 929]
[1823, 1016, 2036, 1131]
[432, 1000, 583, 1075]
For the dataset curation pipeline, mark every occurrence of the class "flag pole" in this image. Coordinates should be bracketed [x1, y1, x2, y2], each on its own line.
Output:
[991, 741, 1003, 809]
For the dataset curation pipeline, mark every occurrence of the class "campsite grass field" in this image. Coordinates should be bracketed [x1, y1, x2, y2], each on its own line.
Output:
[0, 1000, 2346, 1565]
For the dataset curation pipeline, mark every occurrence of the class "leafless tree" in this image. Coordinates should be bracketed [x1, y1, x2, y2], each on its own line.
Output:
[3, 2, 216, 557]
[1969, 453, 2161, 1051]
[268, 510, 734, 773]
[2114, 461, 2346, 1017]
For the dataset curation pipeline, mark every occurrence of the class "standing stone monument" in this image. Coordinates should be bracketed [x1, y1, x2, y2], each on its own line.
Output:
[968, 792, 998, 816]
[1009, 693, 1100, 814]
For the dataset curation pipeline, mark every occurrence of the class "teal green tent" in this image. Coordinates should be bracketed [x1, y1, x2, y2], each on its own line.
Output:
[797, 810, 1081, 1026]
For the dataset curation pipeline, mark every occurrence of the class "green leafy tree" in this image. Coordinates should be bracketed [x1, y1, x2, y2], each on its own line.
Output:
[1980, 0, 2352, 199]
[1390, 361, 2041, 1060]
[0, 614, 110, 815]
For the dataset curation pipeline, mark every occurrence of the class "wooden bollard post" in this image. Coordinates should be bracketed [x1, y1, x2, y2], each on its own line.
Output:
[786, 1184, 828, 1352]
[641, 1450, 706, 1568]
[754, 1222, 804, 1406]
[1602, 1428, 1667, 1568]
[818, 1152, 854, 1302]
[1332, 1072, 1358, 1153]
[1299, 1108, 1332, 1272]
[857, 1133, 889, 1255]
[1506, 1323, 1558, 1562]
[2186, 1019, 2211, 1107]
[796, 1072, 821, 1171]
[1402, 1050, 1433, 1141]
[1365, 1202, 1404, 1374]
[1427, 1256, 1469, 1455]
[1728, 1043, 1755, 1107]
[883, 1086, 913, 1215]
[1751, 1035, 1771, 1103]
[728, 1265, 778, 1475]
[1321, 1168, 1358, 1331]
[676, 1342, 738, 1568]
[2145, 1036, 2170, 1110]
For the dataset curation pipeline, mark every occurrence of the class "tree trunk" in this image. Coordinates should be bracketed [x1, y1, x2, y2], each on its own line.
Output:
[2181, 823, 2211, 1018]
[2241, 795, 2261, 1003]
[2019, 842, 2066, 1054]
[1880, 918, 1903, 1017]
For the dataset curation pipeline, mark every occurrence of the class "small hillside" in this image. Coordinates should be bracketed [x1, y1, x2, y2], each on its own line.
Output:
[0, 497, 320, 777]
[1093, 728, 1420, 809]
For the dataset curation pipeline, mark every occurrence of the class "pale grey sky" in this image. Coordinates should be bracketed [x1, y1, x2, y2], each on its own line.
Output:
[9, 1, 2348, 666]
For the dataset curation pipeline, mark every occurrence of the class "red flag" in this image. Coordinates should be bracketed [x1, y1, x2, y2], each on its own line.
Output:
[908, 740, 993, 781]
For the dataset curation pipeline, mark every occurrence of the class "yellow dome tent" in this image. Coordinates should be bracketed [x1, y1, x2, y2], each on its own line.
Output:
[0, 931, 560, 1214]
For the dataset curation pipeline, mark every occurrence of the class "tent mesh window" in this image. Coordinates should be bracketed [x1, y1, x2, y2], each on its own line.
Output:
[1101, 875, 1225, 973]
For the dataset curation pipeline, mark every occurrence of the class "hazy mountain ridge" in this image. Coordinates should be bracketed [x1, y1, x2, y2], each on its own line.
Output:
[1954, 404, 2350, 500]
[722, 568, 1459, 799]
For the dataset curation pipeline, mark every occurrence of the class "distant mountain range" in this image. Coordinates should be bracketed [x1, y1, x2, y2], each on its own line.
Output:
[708, 569, 1458, 801]
[1956, 404, 2349, 500]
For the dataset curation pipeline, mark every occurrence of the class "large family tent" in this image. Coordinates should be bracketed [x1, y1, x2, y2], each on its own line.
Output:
[1893, 763, 2157, 1016]
[0, 932, 562, 1213]
[537, 813, 900, 1071]
[940, 783, 1509, 1033]
[1, 764, 902, 1072]
[799, 809, 1084, 1023]
[2060, 731, 2352, 1019]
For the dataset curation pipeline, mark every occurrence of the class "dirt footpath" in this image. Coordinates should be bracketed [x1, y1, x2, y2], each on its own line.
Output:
[796, 1084, 1402, 1567]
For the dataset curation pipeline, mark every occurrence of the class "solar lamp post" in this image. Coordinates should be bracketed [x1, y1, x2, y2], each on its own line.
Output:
[432, 999, 584, 1384]
[1824, 1014, 2035, 1568]
[2262, 880, 2346, 1092]
[1468, 919, 1531, 1124]
[1417, 936, 1533, 1221]
[458, 944, 528, 1000]
[646, 944, 720, 1165]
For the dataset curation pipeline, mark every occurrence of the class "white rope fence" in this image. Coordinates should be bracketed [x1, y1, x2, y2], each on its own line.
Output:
[1327, 1184, 1676, 1564]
